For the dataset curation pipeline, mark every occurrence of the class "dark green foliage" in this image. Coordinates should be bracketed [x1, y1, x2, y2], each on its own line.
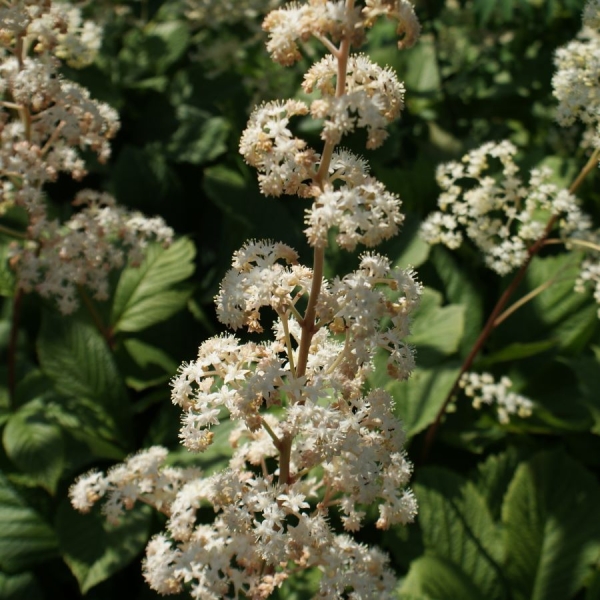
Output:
[0, 0, 599, 597]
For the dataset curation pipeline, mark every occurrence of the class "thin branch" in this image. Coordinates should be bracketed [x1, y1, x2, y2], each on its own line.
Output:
[312, 32, 340, 58]
[0, 223, 27, 240]
[493, 278, 557, 327]
[262, 417, 282, 448]
[569, 148, 600, 194]
[544, 237, 600, 254]
[278, 0, 355, 487]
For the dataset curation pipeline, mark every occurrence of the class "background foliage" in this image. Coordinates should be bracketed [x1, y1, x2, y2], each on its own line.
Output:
[1, 0, 599, 598]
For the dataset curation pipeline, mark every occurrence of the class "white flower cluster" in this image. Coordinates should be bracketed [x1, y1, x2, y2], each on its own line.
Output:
[570, 228, 600, 316]
[305, 167, 404, 250]
[72, 446, 410, 598]
[576, 256, 600, 316]
[459, 372, 534, 425]
[552, 0, 600, 151]
[239, 74, 407, 247]
[13, 190, 173, 314]
[420, 140, 586, 275]
[239, 99, 316, 198]
[303, 54, 406, 148]
[215, 240, 311, 331]
[0, 0, 102, 68]
[72, 1, 421, 597]
[70, 446, 199, 524]
[263, 0, 419, 66]
[0, 2, 118, 213]
[0, 1, 174, 313]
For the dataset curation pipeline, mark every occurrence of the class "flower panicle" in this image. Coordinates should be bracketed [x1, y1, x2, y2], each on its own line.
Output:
[71, 2, 423, 598]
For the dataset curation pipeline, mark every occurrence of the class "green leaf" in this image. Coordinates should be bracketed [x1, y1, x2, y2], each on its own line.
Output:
[430, 246, 484, 352]
[585, 569, 600, 600]
[45, 397, 126, 460]
[0, 571, 43, 600]
[411, 467, 505, 600]
[56, 500, 152, 595]
[403, 38, 442, 95]
[475, 448, 523, 521]
[391, 215, 431, 269]
[407, 288, 465, 361]
[167, 105, 229, 164]
[562, 353, 600, 435]
[502, 449, 600, 600]
[0, 471, 58, 572]
[120, 338, 178, 392]
[372, 361, 461, 439]
[145, 21, 189, 73]
[112, 144, 183, 211]
[37, 311, 131, 442]
[111, 237, 196, 333]
[203, 165, 304, 257]
[119, 21, 189, 83]
[3, 400, 65, 494]
[401, 555, 485, 600]
[525, 254, 597, 352]
[479, 340, 557, 367]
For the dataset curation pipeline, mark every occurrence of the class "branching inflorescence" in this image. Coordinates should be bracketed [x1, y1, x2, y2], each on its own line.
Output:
[418, 0, 600, 448]
[0, 0, 173, 314]
[71, 1, 423, 598]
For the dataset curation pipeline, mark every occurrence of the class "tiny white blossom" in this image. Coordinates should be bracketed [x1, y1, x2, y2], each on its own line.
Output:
[460, 372, 534, 424]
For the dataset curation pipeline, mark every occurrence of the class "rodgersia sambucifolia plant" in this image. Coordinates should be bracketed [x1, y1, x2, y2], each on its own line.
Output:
[419, 0, 600, 457]
[0, 1, 174, 406]
[70, 1, 424, 598]
[0, 1, 174, 314]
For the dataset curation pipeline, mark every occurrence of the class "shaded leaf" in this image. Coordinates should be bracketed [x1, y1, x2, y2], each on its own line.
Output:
[475, 448, 523, 521]
[525, 254, 597, 352]
[502, 449, 600, 600]
[3, 400, 65, 494]
[411, 467, 505, 599]
[407, 288, 465, 360]
[430, 246, 484, 352]
[563, 349, 600, 435]
[167, 105, 229, 164]
[0, 571, 43, 600]
[0, 471, 58, 572]
[479, 340, 557, 367]
[372, 360, 460, 439]
[37, 312, 131, 441]
[401, 555, 485, 600]
[120, 338, 178, 392]
[57, 500, 152, 595]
